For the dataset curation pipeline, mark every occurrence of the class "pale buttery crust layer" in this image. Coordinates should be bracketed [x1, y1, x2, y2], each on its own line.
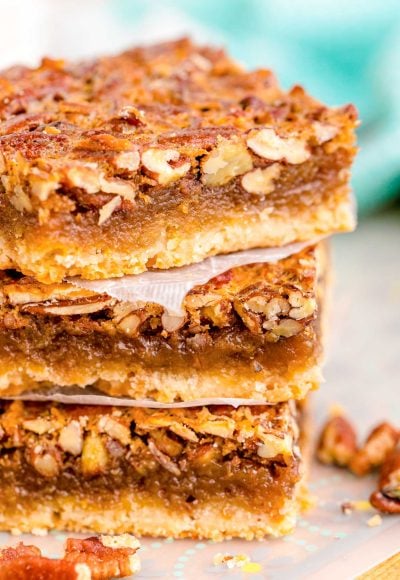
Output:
[0, 494, 299, 541]
[0, 401, 305, 539]
[0, 245, 326, 402]
[0, 38, 356, 282]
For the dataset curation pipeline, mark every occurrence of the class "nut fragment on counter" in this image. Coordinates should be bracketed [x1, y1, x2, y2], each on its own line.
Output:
[213, 552, 251, 569]
[341, 500, 373, 515]
[366, 514, 382, 527]
[350, 422, 399, 476]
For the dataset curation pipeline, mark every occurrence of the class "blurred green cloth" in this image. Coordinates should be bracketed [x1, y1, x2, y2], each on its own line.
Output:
[114, 0, 400, 213]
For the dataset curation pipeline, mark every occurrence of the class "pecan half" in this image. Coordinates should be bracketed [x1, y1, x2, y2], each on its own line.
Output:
[0, 535, 140, 579]
[65, 535, 140, 579]
[317, 414, 357, 467]
[370, 445, 400, 514]
[350, 422, 399, 476]
[0, 543, 89, 579]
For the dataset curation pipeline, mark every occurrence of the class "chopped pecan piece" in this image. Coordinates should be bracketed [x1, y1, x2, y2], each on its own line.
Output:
[141, 148, 190, 185]
[81, 433, 108, 478]
[201, 136, 253, 186]
[246, 128, 310, 164]
[148, 439, 181, 476]
[241, 164, 280, 195]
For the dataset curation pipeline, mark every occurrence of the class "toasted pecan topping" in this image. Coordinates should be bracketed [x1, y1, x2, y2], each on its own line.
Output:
[0, 401, 298, 480]
[0, 37, 356, 225]
[0, 245, 319, 340]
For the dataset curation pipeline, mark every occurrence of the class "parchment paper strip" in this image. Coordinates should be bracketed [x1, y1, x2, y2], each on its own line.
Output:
[5, 386, 270, 408]
[68, 239, 323, 315]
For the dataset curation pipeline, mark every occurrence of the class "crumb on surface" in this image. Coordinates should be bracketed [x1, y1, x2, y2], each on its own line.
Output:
[367, 514, 382, 528]
[213, 552, 251, 569]
[341, 500, 373, 514]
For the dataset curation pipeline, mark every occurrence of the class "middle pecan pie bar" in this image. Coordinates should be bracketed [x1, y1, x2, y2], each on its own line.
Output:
[0, 244, 327, 403]
[0, 401, 305, 540]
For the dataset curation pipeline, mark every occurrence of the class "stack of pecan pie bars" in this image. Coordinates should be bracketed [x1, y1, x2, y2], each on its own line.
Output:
[0, 39, 357, 540]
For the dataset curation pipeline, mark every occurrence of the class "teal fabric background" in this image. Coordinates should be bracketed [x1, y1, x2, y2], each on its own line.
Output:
[112, 0, 400, 213]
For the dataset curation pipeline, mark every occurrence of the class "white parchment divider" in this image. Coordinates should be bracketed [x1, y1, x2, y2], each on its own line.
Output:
[5, 386, 271, 408]
[68, 238, 323, 316]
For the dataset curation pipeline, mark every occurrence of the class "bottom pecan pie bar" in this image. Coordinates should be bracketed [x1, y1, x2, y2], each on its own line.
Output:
[0, 244, 327, 403]
[0, 401, 308, 540]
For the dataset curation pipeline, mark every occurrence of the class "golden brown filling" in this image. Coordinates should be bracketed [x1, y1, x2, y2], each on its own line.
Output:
[0, 402, 301, 514]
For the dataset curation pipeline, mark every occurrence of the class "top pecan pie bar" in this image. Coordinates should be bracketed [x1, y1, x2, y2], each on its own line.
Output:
[0, 38, 357, 282]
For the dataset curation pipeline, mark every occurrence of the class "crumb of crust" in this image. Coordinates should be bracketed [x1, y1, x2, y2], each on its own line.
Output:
[213, 552, 251, 569]
[31, 527, 48, 537]
[367, 514, 382, 527]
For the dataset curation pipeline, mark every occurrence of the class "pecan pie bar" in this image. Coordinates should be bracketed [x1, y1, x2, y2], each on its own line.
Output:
[0, 244, 327, 403]
[0, 38, 356, 283]
[0, 401, 306, 540]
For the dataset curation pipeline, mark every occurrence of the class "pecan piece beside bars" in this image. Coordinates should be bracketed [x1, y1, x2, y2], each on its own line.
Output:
[0, 534, 140, 580]
[350, 422, 399, 476]
[370, 445, 400, 514]
[317, 413, 357, 467]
